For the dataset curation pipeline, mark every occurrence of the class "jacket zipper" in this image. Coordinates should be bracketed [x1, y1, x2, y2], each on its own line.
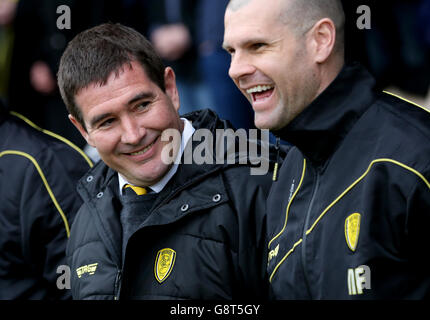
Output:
[114, 269, 122, 300]
[301, 172, 320, 299]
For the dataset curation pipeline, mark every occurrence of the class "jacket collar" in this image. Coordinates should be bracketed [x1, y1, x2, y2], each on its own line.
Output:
[274, 63, 377, 168]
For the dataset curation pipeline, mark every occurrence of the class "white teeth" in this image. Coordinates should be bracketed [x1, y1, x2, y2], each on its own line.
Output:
[246, 85, 274, 94]
[130, 141, 155, 156]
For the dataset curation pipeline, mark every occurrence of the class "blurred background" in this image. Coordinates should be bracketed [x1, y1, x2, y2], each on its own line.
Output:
[1, 0, 429, 152]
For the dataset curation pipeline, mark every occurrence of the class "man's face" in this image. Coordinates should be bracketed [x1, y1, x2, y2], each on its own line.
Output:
[223, 0, 319, 130]
[71, 61, 183, 187]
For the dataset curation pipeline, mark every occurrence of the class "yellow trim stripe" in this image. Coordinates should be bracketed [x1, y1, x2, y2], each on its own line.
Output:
[272, 162, 279, 181]
[269, 158, 430, 282]
[307, 159, 430, 236]
[270, 239, 302, 283]
[10, 111, 93, 167]
[268, 158, 306, 249]
[382, 91, 430, 114]
[0, 150, 71, 237]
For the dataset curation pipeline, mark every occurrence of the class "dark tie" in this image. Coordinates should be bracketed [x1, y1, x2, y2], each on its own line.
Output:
[123, 184, 148, 196]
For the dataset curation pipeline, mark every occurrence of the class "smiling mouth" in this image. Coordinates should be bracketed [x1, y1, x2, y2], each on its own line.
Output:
[246, 85, 275, 102]
[128, 139, 156, 156]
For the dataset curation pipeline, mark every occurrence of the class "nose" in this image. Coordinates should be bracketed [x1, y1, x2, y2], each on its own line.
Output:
[121, 116, 145, 145]
[228, 53, 256, 84]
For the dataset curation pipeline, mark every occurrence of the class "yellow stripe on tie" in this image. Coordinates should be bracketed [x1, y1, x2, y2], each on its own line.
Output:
[124, 184, 147, 195]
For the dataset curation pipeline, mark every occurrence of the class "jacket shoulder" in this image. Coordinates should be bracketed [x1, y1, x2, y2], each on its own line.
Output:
[376, 92, 430, 140]
[356, 92, 430, 184]
[0, 112, 93, 235]
[2, 112, 91, 165]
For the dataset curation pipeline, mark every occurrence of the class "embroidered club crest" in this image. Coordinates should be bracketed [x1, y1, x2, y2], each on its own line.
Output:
[345, 213, 361, 252]
[154, 248, 176, 283]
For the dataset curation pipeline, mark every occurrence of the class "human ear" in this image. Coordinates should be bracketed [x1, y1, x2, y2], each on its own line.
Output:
[164, 67, 180, 111]
[69, 114, 94, 147]
[309, 18, 336, 64]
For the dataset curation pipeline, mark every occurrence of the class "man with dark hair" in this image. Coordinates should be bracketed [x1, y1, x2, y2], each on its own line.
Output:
[224, 0, 430, 299]
[58, 23, 274, 300]
[0, 98, 92, 299]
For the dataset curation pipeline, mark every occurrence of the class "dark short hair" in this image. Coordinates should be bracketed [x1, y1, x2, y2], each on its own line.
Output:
[57, 23, 166, 129]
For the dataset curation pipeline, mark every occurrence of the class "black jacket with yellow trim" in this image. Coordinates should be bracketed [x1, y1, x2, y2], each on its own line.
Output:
[66, 109, 277, 300]
[267, 63, 430, 299]
[0, 101, 92, 299]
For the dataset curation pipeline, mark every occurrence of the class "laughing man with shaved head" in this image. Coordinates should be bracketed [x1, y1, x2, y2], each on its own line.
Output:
[224, 0, 430, 299]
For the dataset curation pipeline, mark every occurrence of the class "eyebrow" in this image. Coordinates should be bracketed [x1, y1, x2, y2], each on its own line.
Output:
[88, 91, 155, 128]
[222, 37, 262, 51]
[88, 112, 114, 128]
[127, 91, 155, 106]
[223, 37, 280, 51]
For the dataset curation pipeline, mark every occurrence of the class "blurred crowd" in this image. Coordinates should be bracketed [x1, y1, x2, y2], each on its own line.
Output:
[343, 0, 430, 99]
[1, 0, 429, 149]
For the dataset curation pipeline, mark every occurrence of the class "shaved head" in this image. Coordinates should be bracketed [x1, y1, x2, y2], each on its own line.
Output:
[227, 0, 345, 52]
[224, 0, 345, 129]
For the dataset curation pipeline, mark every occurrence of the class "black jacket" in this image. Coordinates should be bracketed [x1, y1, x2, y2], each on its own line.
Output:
[67, 109, 276, 300]
[0, 102, 93, 299]
[267, 63, 430, 299]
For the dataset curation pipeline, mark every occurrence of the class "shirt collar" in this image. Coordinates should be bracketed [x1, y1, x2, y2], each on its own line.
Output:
[118, 118, 195, 195]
